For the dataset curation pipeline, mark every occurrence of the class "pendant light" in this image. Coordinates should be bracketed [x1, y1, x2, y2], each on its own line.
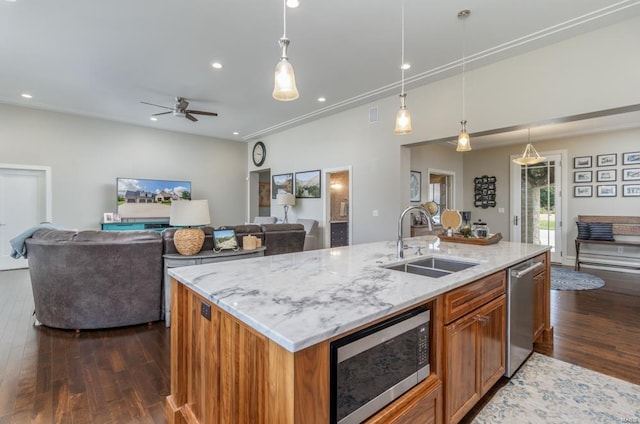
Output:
[513, 128, 546, 165]
[456, 10, 471, 152]
[394, 0, 412, 135]
[272, 0, 299, 101]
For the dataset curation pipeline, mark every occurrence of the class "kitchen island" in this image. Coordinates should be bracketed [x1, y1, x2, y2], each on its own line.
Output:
[166, 237, 551, 424]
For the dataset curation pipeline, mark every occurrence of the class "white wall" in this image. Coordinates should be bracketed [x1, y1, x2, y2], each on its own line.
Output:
[249, 16, 640, 246]
[0, 104, 247, 229]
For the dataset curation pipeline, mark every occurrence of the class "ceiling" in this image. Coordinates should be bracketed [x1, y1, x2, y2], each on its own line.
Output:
[1, 0, 639, 144]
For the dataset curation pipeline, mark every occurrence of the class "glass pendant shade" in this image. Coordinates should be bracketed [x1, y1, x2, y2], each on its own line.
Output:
[456, 120, 471, 151]
[394, 93, 412, 135]
[272, 57, 299, 101]
[513, 143, 546, 165]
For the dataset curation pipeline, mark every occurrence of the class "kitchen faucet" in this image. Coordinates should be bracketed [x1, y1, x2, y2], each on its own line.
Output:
[397, 205, 432, 259]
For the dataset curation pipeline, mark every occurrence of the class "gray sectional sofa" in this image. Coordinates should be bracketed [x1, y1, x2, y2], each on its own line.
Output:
[23, 223, 307, 330]
[25, 229, 164, 330]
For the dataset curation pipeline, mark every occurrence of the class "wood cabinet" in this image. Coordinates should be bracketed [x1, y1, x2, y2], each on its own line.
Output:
[531, 251, 551, 342]
[365, 375, 442, 424]
[442, 271, 506, 424]
[411, 224, 443, 237]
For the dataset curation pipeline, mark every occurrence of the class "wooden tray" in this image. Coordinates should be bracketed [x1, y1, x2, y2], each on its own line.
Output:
[437, 232, 502, 245]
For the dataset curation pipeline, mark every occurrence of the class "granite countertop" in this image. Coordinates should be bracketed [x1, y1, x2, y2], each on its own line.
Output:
[169, 236, 549, 352]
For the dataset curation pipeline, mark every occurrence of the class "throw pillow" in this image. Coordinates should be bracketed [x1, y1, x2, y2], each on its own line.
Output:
[576, 222, 590, 240]
[588, 222, 615, 241]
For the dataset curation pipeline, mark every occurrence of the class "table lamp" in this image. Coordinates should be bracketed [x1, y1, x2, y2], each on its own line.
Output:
[170, 199, 211, 255]
[276, 193, 295, 223]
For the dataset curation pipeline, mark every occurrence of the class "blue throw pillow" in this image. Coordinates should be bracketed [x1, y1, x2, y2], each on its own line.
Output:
[588, 222, 615, 241]
[576, 222, 590, 240]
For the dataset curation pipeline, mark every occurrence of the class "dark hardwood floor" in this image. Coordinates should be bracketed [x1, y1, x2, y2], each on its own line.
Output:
[1, 266, 638, 423]
[0, 269, 170, 424]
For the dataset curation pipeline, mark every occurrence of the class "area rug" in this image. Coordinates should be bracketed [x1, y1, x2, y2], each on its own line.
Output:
[550, 266, 605, 290]
[473, 353, 640, 423]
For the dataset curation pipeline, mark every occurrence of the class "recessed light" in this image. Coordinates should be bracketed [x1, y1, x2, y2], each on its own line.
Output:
[211, 62, 223, 69]
[150, 117, 158, 121]
[21, 93, 32, 99]
[286, 0, 299, 8]
[232, 131, 239, 135]
[317, 97, 326, 102]
[401, 63, 411, 70]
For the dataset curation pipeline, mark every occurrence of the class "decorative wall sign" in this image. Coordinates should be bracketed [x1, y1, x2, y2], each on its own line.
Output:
[410, 171, 421, 202]
[473, 175, 496, 209]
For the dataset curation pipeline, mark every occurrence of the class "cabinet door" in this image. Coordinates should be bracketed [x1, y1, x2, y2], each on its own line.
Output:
[477, 295, 506, 395]
[444, 312, 479, 424]
[532, 270, 545, 341]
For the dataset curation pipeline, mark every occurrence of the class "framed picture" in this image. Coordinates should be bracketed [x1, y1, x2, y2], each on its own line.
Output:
[597, 154, 617, 167]
[213, 229, 239, 252]
[574, 185, 592, 197]
[258, 182, 270, 207]
[103, 212, 114, 223]
[596, 169, 616, 182]
[622, 184, 640, 197]
[596, 185, 616, 197]
[573, 156, 592, 168]
[622, 168, 640, 181]
[573, 170, 592, 183]
[622, 151, 640, 165]
[295, 170, 321, 198]
[410, 171, 421, 202]
[272, 173, 293, 199]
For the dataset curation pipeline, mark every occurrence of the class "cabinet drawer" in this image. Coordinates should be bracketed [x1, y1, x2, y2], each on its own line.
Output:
[443, 271, 506, 324]
[365, 375, 441, 424]
[531, 252, 547, 275]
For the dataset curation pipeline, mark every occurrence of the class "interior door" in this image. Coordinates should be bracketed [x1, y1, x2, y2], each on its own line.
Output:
[510, 154, 562, 263]
[0, 166, 50, 270]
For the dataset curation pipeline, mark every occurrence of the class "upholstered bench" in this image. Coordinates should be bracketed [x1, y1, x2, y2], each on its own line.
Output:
[575, 215, 640, 271]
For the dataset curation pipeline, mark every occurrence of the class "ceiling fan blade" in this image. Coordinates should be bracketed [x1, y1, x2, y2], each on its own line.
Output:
[185, 113, 198, 122]
[151, 111, 172, 117]
[187, 110, 218, 116]
[141, 101, 174, 110]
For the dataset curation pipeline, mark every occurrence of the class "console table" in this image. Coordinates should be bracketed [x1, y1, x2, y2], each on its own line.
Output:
[101, 221, 171, 231]
[162, 247, 266, 326]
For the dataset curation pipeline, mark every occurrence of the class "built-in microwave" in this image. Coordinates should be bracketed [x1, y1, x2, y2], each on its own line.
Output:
[330, 306, 431, 424]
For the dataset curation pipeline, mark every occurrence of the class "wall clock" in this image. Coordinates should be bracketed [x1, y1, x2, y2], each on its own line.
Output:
[252, 141, 266, 167]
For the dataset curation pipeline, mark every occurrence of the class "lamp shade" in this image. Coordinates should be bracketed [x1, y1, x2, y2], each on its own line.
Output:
[169, 200, 210, 227]
[273, 58, 299, 101]
[276, 193, 295, 206]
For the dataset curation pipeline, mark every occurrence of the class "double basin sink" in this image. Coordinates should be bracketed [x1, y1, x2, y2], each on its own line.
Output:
[385, 256, 478, 278]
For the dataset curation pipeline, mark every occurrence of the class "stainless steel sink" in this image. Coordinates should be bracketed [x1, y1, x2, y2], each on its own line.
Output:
[384, 257, 478, 278]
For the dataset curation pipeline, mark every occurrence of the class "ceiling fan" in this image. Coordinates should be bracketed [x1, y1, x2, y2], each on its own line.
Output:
[141, 97, 218, 122]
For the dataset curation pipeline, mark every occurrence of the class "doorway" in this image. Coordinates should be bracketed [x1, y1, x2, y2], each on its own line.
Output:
[248, 169, 271, 222]
[510, 152, 564, 263]
[427, 169, 455, 224]
[0, 164, 52, 270]
[324, 167, 352, 248]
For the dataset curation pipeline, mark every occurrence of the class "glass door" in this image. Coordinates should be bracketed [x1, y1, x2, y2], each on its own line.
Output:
[510, 154, 562, 263]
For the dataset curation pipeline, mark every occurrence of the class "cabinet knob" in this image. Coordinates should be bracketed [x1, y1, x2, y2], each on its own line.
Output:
[475, 315, 489, 326]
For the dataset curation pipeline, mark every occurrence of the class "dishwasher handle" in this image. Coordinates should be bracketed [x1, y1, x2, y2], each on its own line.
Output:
[512, 261, 543, 278]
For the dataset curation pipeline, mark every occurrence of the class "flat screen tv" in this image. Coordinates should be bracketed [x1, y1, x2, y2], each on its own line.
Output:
[116, 177, 191, 219]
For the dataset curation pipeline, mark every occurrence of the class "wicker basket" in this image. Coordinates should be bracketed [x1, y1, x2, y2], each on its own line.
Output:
[174, 228, 205, 255]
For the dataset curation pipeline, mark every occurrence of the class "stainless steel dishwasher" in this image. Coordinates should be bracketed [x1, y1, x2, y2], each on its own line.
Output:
[505, 260, 544, 377]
